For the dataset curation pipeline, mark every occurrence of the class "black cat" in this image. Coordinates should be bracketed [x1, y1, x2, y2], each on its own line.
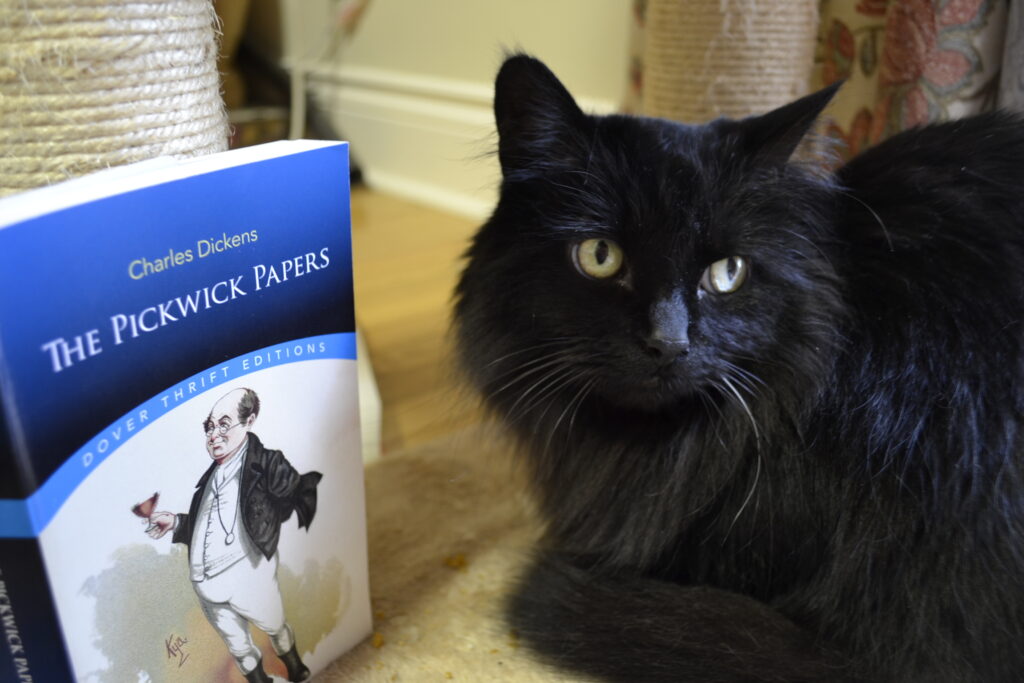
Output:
[454, 55, 1024, 682]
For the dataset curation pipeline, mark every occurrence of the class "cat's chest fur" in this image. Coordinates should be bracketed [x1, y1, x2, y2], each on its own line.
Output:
[535, 409, 844, 596]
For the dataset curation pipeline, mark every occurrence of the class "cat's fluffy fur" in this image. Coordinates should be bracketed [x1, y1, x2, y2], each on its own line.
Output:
[454, 55, 1024, 682]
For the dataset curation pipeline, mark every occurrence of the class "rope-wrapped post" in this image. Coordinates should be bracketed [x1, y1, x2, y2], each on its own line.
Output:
[642, 0, 820, 122]
[0, 0, 229, 197]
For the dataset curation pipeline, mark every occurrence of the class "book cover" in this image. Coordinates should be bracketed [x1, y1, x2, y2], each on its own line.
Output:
[0, 141, 371, 682]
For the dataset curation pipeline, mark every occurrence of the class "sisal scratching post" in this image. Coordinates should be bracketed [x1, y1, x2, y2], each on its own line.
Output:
[0, 0, 229, 197]
[642, 0, 819, 123]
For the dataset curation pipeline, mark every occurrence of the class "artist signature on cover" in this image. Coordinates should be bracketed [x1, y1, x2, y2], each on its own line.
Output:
[165, 634, 190, 667]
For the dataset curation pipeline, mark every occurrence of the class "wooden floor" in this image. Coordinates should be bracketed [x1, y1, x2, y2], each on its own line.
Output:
[350, 187, 486, 455]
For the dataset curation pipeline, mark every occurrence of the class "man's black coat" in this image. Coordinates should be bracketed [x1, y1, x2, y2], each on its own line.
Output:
[173, 432, 322, 560]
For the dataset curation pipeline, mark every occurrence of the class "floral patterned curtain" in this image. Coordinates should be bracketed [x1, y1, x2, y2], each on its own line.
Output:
[815, 0, 1010, 159]
[997, 0, 1024, 109]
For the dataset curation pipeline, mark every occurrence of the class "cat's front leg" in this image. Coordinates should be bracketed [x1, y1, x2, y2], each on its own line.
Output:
[507, 550, 857, 683]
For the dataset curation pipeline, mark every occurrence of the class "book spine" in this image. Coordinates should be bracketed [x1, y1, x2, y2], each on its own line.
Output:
[0, 538, 75, 682]
[0, 352, 74, 679]
[0, 391, 22, 500]
[0, 390, 75, 680]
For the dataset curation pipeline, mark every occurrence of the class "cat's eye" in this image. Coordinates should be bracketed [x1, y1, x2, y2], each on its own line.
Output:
[701, 256, 749, 294]
[572, 238, 624, 279]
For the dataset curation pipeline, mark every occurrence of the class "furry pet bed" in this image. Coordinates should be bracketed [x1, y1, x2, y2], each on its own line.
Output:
[316, 424, 581, 682]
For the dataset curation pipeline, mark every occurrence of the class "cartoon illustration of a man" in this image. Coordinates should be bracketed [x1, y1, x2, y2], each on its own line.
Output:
[147, 387, 322, 682]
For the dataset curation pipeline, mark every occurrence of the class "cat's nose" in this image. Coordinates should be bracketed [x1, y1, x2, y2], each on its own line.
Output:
[645, 334, 690, 359]
[648, 291, 690, 360]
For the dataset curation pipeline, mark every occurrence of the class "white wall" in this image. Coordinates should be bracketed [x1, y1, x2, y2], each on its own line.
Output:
[269, 0, 633, 218]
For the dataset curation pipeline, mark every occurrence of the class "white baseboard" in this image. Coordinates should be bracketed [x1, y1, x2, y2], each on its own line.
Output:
[306, 63, 617, 220]
[361, 167, 496, 221]
[307, 64, 499, 219]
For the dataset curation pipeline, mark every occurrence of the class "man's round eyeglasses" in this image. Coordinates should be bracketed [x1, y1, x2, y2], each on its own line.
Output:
[204, 421, 242, 436]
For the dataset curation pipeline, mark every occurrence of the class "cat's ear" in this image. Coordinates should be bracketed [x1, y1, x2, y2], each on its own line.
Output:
[736, 82, 842, 165]
[493, 54, 587, 175]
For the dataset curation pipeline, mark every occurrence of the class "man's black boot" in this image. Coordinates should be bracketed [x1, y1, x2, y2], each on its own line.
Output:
[280, 645, 311, 682]
[243, 660, 273, 683]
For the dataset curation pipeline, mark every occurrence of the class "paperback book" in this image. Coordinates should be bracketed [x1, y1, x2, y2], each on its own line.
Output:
[0, 141, 371, 682]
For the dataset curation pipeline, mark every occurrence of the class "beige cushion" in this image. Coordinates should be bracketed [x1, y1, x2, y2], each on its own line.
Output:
[317, 424, 581, 682]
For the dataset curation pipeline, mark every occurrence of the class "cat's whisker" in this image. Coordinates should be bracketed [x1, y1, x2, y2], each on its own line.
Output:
[488, 364, 568, 406]
[837, 189, 894, 252]
[502, 365, 567, 419]
[719, 365, 762, 402]
[548, 375, 590, 435]
[542, 179, 603, 210]
[779, 228, 836, 270]
[493, 342, 618, 425]
[717, 374, 765, 540]
[564, 169, 611, 198]
[727, 450, 763, 541]
[721, 360, 768, 391]
[695, 388, 729, 451]
[543, 376, 597, 456]
[530, 370, 584, 425]
[487, 343, 580, 378]
[719, 374, 762, 449]
[566, 379, 596, 440]
[722, 372, 757, 398]
[517, 356, 605, 432]
[488, 353, 578, 390]
[487, 350, 580, 396]
[504, 364, 580, 427]
[483, 338, 577, 369]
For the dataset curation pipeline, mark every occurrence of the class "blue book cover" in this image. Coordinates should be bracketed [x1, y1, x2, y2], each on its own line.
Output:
[0, 141, 372, 682]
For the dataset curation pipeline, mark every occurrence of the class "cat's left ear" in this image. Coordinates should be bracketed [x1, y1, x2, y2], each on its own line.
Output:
[736, 81, 842, 165]
[493, 54, 588, 176]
